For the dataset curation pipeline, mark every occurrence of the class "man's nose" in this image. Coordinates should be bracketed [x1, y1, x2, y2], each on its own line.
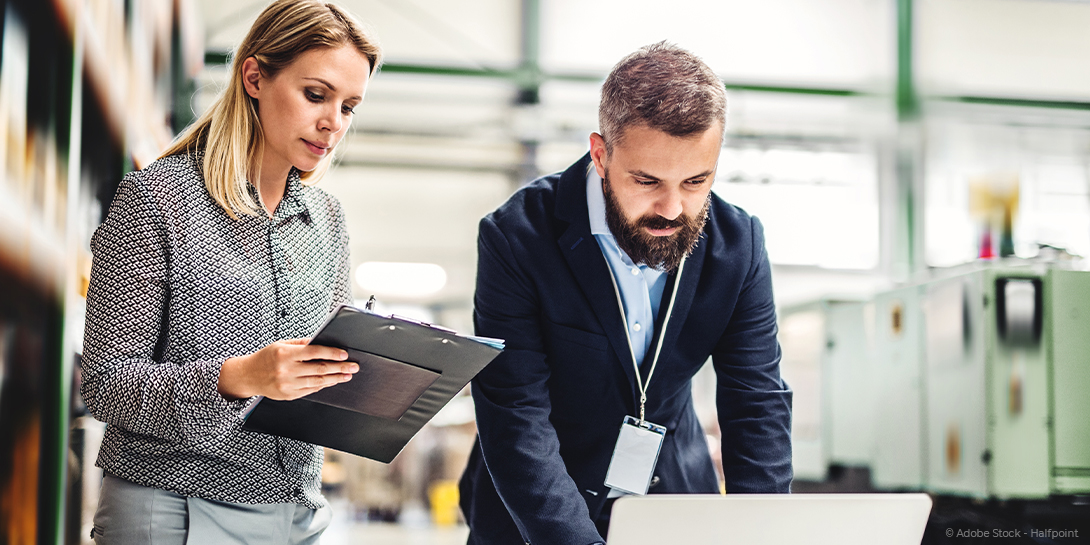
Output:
[654, 186, 684, 221]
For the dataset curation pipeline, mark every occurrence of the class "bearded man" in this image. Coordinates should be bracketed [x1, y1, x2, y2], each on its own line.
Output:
[459, 42, 793, 545]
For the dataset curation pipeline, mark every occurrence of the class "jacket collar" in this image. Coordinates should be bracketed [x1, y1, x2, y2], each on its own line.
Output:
[554, 153, 708, 401]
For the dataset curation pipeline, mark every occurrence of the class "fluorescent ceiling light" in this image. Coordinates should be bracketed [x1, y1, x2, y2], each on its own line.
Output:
[355, 261, 447, 298]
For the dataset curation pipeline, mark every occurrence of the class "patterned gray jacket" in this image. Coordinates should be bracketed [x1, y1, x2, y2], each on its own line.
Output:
[81, 152, 351, 508]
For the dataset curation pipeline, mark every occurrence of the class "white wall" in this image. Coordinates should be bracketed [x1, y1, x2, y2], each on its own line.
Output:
[917, 0, 1090, 100]
[542, 0, 895, 89]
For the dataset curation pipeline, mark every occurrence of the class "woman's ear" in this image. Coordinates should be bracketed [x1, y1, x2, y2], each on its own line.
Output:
[242, 57, 262, 99]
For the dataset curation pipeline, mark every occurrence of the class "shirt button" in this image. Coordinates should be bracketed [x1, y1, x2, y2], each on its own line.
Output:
[631, 268, 639, 276]
[633, 323, 642, 332]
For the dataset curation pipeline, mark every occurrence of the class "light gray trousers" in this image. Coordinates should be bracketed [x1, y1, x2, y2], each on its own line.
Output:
[91, 474, 331, 545]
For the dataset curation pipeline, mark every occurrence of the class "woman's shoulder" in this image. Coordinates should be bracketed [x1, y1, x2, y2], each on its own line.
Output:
[138, 152, 203, 182]
[123, 152, 205, 202]
[105, 153, 204, 217]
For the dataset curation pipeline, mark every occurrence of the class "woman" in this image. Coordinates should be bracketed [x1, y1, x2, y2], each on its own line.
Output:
[81, 1, 381, 543]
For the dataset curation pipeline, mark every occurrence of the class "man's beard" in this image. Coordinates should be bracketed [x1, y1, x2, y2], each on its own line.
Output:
[602, 173, 710, 273]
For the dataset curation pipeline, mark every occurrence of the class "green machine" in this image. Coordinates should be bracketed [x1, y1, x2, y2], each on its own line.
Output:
[777, 298, 875, 482]
[777, 300, 831, 481]
[922, 264, 1090, 499]
[1045, 268, 1090, 495]
[780, 263, 1090, 497]
[779, 287, 928, 489]
[872, 284, 927, 490]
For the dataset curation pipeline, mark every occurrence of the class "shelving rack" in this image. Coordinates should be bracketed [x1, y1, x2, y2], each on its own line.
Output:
[0, 1, 200, 543]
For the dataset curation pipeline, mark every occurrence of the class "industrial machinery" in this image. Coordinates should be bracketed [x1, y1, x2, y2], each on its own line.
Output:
[778, 299, 876, 482]
[872, 284, 926, 490]
[923, 264, 1090, 499]
[780, 262, 1090, 499]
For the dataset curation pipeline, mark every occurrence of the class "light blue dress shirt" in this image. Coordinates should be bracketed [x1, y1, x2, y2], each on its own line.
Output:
[586, 167, 668, 366]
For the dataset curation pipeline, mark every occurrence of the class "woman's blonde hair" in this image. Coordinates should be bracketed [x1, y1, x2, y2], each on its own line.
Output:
[161, 0, 382, 219]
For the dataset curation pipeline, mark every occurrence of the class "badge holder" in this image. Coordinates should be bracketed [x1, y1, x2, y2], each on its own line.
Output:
[604, 416, 666, 495]
[601, 256, 685, 496]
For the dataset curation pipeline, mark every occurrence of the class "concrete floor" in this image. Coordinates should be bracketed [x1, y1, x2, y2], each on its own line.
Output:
[322, 522, 468, 545]
[321, 500, 468, 545]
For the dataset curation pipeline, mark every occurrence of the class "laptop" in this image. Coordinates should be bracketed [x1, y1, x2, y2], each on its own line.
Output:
[607, 493, 932, 545]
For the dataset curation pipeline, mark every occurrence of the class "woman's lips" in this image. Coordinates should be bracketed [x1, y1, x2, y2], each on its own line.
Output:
[303, 139, 329, 155]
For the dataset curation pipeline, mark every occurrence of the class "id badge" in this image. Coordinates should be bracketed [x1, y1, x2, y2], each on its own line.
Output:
[604, 416, 666, 495]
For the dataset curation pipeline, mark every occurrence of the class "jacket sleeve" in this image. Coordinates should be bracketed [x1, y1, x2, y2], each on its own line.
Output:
[711, 215, 793, 493]
[470, 216, 605, 545]
[80, 173, 250, 444]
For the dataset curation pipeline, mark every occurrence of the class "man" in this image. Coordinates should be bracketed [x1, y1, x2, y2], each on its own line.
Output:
[459, 41, 792, 545]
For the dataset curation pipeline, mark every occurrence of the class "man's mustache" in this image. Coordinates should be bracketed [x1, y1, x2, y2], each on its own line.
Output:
[636, 215, 686, 231]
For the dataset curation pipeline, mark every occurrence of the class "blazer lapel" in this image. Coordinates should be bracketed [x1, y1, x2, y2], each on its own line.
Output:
[644, 232, 707, 384]
[554, 155, 639, 394]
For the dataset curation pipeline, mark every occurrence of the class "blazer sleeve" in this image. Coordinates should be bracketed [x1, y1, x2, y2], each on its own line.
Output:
[470, 216, 605, 545]
[80, 173, 250, 444]
[711, 215, 793, 493]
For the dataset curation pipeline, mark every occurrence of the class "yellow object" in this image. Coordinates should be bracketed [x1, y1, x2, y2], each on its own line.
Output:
[968, 173, 1020, 221]
[428, 480, 460, 527]
[968, 173, 1021, 257]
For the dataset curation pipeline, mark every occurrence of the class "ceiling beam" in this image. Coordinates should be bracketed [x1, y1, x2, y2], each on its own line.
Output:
[203, 50, 869, 97]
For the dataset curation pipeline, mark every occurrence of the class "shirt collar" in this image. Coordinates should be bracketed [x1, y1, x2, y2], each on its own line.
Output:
[248, 168, 309, 220]
[275, 168, 309, 219]
[586, 164, 612, 237]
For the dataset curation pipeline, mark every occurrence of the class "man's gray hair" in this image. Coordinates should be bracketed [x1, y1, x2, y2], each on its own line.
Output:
[599, 41, 727, 151]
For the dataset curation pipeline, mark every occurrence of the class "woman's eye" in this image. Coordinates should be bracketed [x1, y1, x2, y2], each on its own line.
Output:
[342, 105, 355, 115]
[305, 90, 323, 102]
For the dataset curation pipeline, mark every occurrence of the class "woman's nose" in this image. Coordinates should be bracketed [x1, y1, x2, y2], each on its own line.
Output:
[320, 106, 343, 133]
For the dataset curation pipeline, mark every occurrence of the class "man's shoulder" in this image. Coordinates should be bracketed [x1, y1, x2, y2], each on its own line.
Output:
[706, 192, 757, 238]
[485, 154, 590, 234]
[702, 193, 768, 272]
[483, 173, 562, 236]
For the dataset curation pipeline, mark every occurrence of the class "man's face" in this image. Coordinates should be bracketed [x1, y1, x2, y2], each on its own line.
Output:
[590, 124, 721, 271]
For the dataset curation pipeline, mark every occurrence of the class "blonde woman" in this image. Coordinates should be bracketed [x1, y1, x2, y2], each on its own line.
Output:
[81, 1, 381, 543]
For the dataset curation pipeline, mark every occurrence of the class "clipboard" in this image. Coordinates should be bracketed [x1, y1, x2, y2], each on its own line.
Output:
[241, 304, 502, 463]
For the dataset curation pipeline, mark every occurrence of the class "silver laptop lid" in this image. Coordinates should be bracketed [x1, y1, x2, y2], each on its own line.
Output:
[608, 493, 932, 545]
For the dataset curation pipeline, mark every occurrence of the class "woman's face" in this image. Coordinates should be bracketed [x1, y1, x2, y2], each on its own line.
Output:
[244, 45, 371, 178]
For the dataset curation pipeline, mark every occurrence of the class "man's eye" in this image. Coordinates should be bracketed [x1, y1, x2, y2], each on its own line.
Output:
[687, 178, 708, 186]
[636, 179, 656, 186]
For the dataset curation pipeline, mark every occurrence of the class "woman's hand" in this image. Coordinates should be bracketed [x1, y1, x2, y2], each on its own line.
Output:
[218, 338, 358, 401]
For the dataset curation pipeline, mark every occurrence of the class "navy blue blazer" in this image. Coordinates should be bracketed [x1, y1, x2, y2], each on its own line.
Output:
[459, 154, 792, 545]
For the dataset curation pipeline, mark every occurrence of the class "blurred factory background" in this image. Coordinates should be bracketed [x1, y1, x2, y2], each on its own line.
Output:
[0, 0, 1088, 543]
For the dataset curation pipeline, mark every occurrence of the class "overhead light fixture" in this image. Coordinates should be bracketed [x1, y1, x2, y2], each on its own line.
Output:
[355, 261, 447, 298]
